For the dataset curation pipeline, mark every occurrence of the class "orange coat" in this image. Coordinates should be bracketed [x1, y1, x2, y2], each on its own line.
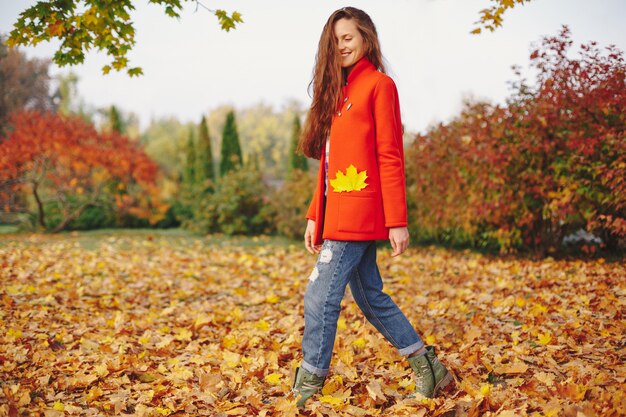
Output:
[306, 56, 407, 246]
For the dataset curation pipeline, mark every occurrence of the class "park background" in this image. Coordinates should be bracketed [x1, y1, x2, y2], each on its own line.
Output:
[1, 1, 625, 416]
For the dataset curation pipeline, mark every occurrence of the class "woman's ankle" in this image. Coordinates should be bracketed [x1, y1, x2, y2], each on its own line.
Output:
[408, 346, 427, 357]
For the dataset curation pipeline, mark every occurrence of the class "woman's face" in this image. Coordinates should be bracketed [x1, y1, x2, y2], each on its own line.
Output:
[334, 18, 365, 69]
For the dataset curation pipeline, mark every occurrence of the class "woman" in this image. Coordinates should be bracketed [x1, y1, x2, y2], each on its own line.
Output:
[288, 6, 454, 408]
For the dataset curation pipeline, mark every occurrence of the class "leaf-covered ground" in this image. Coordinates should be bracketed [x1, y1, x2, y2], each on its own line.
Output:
[1, 231, 624, 416]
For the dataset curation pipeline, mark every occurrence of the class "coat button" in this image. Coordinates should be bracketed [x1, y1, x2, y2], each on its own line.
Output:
[346, 103, 352, 110]
[337, 111, 342, 116]
[343, 97, 348, 102]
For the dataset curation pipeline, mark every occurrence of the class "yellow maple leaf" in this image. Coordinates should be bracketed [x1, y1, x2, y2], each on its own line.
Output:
[319, 395, 344, 405]
[330, 164, 368, 192]
[264, 372, 282, 385]
[255, 319, 270, 331]
[537, 331, 552, 345]
[174, 327, 192, 341]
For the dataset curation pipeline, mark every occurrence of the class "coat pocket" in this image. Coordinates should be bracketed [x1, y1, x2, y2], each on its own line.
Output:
[337, 191, 376, 233]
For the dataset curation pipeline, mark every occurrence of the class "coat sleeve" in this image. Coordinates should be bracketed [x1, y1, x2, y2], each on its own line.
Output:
[372, 76, 408, 228]
[305, 185, 318, 221]
[306, 156, 323, 221]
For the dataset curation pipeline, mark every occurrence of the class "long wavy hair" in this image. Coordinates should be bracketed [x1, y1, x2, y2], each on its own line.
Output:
[298, 7, 386, 159]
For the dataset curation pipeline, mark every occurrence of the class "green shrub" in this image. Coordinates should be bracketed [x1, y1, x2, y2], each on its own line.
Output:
[195, 166, 274, 235]
[270, 169, 314, 240]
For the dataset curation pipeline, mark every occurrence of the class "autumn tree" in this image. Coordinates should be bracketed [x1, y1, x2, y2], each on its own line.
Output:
[220, 110, 243, 176]
[140, 116, 190, 180]
[0, 110, 167, 232]
[405, 25, 625, 255]
[55, 72, 79, 116]
[6, 1, 243, 76]
[0, 35, 54, 135]
[471, 0, 534, 34]
[5, 1, 532, 78]
[288, 114, 308, 175]
[196, 115, 215, 189]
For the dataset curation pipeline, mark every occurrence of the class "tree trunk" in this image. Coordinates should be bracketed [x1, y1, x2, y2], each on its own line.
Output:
[32, 181, 47, 229]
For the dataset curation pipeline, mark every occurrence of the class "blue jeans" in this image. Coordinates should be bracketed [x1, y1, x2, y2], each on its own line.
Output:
[301, 239, 424, 378]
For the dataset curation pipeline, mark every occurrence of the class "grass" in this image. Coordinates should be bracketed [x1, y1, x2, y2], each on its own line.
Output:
[0, 227, 295, 251]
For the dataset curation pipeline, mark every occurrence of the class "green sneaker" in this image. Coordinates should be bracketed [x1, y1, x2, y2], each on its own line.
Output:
[288, 366, 325, 408]
[407, 346, 454, 399]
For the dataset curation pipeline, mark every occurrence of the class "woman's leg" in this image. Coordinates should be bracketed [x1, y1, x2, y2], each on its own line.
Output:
[301, 239, 370, 377]
[348, 241, 425, 356]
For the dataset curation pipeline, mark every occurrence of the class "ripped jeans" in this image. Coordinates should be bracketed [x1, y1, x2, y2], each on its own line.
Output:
[301, 239, 425, 378]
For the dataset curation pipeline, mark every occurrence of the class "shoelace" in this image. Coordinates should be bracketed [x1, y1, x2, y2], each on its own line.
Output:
[298, 381, 322, 391]
[414, 362, 431, 388]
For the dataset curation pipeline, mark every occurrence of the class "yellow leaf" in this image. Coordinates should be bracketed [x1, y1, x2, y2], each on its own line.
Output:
[265, 293, 279, 303]
[537, 331, 552, 345]
[53, 400, 65, 411]
[330, 164, 368, 192]
[194, 314, 212, 330]
[480, 383, 491, 396]
[255, 320, 270, 331]
[7, 328, 22, 339]
[231, 307, 242, 321]
[322, 375, 343, 395]
[223, 351, 240, 368]
[511, 330, 521, 346]
[352, 337, 366, 348]
[337, 317, 347, 331]
[222, 335, 237, 349]
[94, 363, 108, 377]
[319, 395, 343, 405]
[264, 372, 282, 385]
[530, 303, 548, 316]
[338, 348, 354, 366]
[85, 386, 103, 402]
[174, 327, 192, 341]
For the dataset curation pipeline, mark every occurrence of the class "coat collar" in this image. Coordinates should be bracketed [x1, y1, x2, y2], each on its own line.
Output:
[345, 56, 376, 85]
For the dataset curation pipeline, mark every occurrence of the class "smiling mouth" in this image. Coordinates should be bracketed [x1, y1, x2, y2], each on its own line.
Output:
[341, 51, 351, 57]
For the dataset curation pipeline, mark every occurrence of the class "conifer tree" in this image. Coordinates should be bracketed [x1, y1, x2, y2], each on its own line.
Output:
[183, 127, 196, 186]
[109, 105, 125, 133]
[288, 114, 308, 174]
[196, 115, 215, 186]
[220, 110, 243, 176]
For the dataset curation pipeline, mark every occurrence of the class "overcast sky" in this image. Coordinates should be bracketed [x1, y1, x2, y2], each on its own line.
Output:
[1, 0, 625, 133]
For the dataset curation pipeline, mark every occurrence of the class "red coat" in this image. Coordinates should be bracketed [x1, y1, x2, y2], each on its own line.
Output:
[306, 56, 408, 246]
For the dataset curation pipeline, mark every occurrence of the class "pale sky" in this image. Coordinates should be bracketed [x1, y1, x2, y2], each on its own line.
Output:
[1, 0, 625, 134]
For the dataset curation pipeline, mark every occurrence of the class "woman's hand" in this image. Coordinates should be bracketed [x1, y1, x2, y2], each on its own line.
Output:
[304, 219, 322, 254]
[389, 226, 409, 257]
